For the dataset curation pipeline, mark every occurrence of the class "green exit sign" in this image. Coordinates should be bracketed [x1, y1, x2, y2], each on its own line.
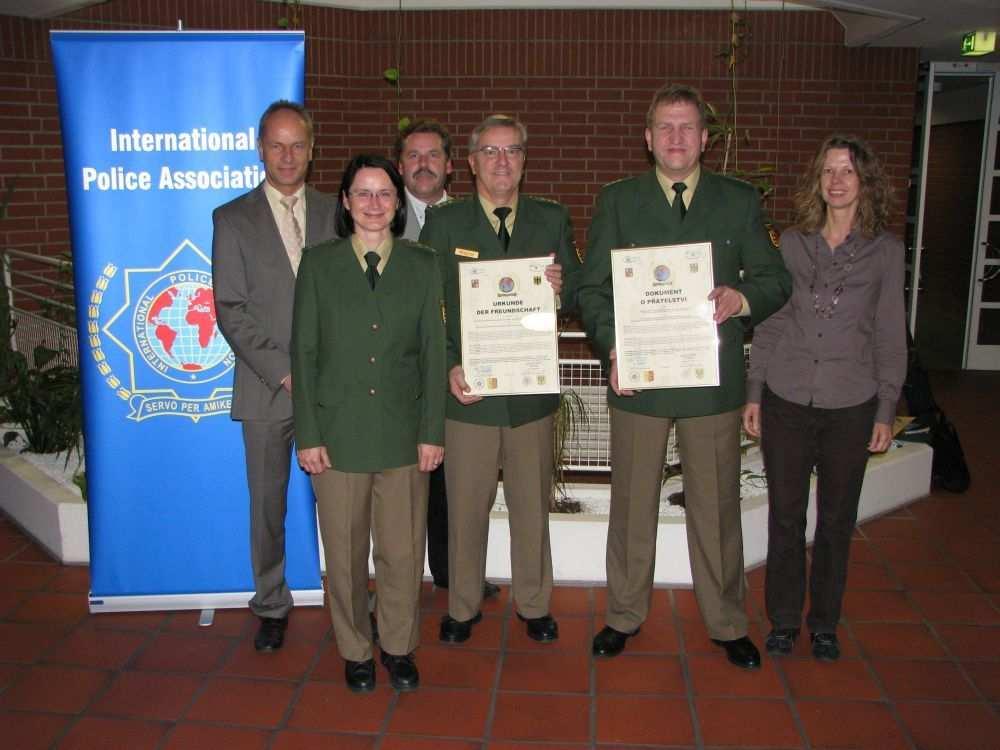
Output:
[962, 31, 996, 56]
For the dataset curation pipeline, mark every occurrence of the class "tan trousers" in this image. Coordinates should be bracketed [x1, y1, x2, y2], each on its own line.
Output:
[312, 464, 428, 662]
[444, 416, 554, 621]
[606, 407, 748, 640]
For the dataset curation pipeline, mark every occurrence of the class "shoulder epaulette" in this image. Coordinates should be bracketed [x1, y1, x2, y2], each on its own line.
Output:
[524, 194, 563, 207]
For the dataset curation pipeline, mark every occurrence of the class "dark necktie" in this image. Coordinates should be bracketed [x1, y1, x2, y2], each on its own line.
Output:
[672, 182, 687, 221]
[494, 206, 512, 252]
[364, 251, 380, 290]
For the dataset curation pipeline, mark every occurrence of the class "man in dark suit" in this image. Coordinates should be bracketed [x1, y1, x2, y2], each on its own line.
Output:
[394, 119, 501, 600]
[212, 100, 337, 652]
[577, 84, 790, 669]
[394, 119, 454, 591]
[420, 114, 581, 644]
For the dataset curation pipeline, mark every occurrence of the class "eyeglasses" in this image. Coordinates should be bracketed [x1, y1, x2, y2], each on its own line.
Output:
[349, 189, 397, 202]
[475, 144, 525, 159]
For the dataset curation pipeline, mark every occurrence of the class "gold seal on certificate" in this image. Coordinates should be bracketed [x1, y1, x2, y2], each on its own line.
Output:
[459, 256, 559, 396]
[611, 242, 720, 389]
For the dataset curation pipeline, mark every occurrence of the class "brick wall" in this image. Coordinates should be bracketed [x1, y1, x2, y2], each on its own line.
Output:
[0, 2, 919, 265]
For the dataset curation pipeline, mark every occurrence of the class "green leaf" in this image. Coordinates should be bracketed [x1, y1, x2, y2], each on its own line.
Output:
[397, 116, 411, 132]
[277, 17, 289, 28]
[383, 68, 400, 83]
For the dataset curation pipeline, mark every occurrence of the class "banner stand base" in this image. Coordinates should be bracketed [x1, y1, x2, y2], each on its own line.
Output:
[88, 588, 325, 614]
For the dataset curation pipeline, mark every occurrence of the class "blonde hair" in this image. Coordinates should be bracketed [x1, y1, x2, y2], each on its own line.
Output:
[794, 134, 892, 236]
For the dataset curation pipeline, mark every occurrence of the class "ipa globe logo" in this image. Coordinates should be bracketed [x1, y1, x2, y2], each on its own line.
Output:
[133, 270, 233, 385]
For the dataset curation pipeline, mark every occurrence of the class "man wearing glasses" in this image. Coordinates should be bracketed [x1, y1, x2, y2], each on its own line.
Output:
[420, 114, 581, 644]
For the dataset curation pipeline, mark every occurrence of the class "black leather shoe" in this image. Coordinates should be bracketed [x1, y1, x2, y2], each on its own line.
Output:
[253, 616, 288, 652]
[483, 581, 501, 599]
[380, 651, 419, 691]
[764, 628, 799, 657]
[439, 612, 482, 643]
[517, 612, 559, 642]
[344, 658, 376, 692]
[592, 625, 640, 657]
[810, 632, 841, 662]
[712, 636, 762, 670]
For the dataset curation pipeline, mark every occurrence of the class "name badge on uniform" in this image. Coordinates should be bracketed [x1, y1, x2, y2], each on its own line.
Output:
[455, 247, 479, 258]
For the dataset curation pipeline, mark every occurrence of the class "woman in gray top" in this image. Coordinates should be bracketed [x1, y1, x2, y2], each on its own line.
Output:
[742, 135, 907, 662]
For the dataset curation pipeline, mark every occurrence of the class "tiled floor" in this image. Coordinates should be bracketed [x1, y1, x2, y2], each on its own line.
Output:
[1, 371, 999, 749]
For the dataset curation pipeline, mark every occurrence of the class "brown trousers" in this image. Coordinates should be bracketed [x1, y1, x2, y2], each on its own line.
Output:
[606, 407, 748, 640]
[444, 416, 554, 621]
[312, 464, 428, 662]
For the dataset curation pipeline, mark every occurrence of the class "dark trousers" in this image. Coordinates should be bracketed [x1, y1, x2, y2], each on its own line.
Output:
[427, 464, 449, 586]
[761, 388, 876, 634]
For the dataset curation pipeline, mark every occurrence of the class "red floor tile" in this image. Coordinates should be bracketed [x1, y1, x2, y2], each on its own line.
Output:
[504, 614, 591, 653]
[491, 692, 591, 743]
[271, 731, 375, 750]
[0, 662, 22, 690]
[163, 723, 270, 750]
[132, 631, 232, 673]
[695, 697, 801, 747]
[387, 687, 491, 738]
[10, 541, 59, 563]
[844, 562, 901, 591]
[0, 709, 70, 750]
[90, 670, 203, 721]
[92, 610, 172, 631]
[860, 515, 937, 540]
[896, 701, 1000, 750]
[305, 640, 348, 682]
[908, 591, 1000, 624]
[0, 562, 59, 591]
[796, 700, 909, 749]
[618, 617, 680, 654]
[595, 694, 694, 745]
[841, 590, 921, 623]
[687, 653, 786, 697]
[220, 639, 317, 680]
[185, 676, 295, 728]
[487, 744, 588, 750]
[43, 624, 147, 669]
[963, 562, 1000, 594]
[594, 654, 686, 695]
[962, 661, 1000, 701]
[0, 589, 28, 618]
[888, 561, 978, 592]
[8, 591, 89, 626]
[45, 565, 90, 594]
[0, 664, 109, 713]
[57, 716, 167, 749]
[287, 681, 392, 733]
[0, 622, 67, 663]
[871, 658, 979, 700]
[415, 645, 498, 689]
[499, 651, 590, 693]
[382, 738, 480, 750]
[779, 657, 882, 701]
[872, 537, 950, 564]
[935, 623, 1000, 660]
[851, 622, 947, 659]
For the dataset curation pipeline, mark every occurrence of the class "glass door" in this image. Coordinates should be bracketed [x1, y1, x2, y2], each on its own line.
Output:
[908, 62, 1000, 370]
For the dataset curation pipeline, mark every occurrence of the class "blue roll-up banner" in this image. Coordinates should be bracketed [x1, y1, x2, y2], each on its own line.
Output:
[51, 31, 323, 612]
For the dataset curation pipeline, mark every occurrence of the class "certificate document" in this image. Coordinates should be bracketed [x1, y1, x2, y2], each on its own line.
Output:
[459, 256, 559, 396]
[611, 242, 720, 390]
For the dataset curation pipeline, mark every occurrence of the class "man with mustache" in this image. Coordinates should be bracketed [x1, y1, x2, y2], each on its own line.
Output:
[394, 120, 499, 600]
